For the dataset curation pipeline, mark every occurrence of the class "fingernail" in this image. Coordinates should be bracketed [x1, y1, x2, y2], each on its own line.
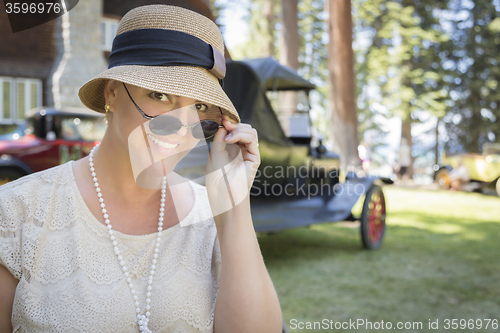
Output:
[225, 133, 232, 140]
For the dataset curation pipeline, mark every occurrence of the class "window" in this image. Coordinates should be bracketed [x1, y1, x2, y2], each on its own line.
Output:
[101, 18, 119, 51]
[0, 77, 42, 124]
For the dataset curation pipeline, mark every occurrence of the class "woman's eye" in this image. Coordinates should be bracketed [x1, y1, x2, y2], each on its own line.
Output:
[196, 104, 208, 112]
[150, 92, 170, 102]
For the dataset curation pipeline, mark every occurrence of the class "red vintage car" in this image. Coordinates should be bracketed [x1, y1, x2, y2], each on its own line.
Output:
[0, 106, 106, 185]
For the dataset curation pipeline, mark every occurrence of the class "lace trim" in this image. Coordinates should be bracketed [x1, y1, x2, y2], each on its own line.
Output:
[0, 162, 222, 332]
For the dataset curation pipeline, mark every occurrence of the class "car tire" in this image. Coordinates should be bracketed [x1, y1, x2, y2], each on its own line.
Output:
[360, 185, 386, 250]
[435, 168, 450, 189]
[0, 168, 26, 186]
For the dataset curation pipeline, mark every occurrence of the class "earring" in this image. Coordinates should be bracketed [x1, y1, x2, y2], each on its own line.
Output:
[104, 103, 110, 125]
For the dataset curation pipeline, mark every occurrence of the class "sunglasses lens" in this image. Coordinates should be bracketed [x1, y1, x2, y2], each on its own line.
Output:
[149, 115, 182, 136]
[193, 120, 220, 139]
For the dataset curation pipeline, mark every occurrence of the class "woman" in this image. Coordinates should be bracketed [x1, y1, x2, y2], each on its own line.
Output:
[0, 5, 282, 333]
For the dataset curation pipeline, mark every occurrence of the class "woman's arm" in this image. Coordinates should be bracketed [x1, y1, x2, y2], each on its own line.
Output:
[209, 115, 282, 333]
[0, 264, 18, 333]
[213, 199, 283, 333]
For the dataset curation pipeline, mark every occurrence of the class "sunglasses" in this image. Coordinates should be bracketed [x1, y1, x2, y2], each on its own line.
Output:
[122, 83, 224, 140]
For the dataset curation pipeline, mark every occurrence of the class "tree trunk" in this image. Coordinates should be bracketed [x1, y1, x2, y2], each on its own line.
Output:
[401, 119, 414, 178]
[263, 0, 275, 57]
[278, 0, 299, 136]
[435, 117, 440, 166]
[326, 0, 359, 170]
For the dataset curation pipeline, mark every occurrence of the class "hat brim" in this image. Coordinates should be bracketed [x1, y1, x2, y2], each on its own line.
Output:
[78, 65, 240, 123]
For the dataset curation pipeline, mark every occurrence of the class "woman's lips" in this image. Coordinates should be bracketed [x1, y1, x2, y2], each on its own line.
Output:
[147, 134, 179, 149]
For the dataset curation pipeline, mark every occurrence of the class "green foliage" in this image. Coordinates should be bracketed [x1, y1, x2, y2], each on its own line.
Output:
[228, 0, 281, 60]
[354, 0, 450, 128]
[441, 0, 500, 153]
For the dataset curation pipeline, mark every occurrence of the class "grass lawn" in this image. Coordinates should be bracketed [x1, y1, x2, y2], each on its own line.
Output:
[257, 186, 500, 332]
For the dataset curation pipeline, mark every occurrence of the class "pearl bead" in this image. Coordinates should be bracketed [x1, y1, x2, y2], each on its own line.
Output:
[90, 145, 165, 329]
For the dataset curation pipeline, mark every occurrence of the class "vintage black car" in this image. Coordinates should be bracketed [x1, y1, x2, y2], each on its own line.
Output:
[221, 58, 388, 251]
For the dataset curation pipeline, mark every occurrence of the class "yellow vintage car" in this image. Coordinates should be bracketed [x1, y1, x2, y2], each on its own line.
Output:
[434, 143, 500, 196]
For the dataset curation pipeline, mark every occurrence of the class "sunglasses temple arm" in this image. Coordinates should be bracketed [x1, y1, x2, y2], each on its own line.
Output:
[122, 83, 154, 120]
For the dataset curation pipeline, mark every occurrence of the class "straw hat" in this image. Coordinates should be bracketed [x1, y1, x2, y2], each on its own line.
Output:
[78, 4, 240, 123]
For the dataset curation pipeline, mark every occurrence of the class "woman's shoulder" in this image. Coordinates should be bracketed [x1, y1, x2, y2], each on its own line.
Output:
[0, 163, 74, 221]
[0, 162, 73, 195]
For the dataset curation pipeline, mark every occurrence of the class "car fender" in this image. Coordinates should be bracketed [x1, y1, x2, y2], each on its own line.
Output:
[0, 155, 33, 175]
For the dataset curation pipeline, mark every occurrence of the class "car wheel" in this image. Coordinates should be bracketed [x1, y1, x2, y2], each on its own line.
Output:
[436, 168, 450, 189]
[360, 185, 386, 250]
[0, 168, 26, 186]
[496, 178, 500, 197]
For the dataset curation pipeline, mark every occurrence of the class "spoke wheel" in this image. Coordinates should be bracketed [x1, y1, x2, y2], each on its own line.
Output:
[360, 185, 386, 250]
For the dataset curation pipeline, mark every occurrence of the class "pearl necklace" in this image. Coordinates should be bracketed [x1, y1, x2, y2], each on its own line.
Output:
[89, 143, 166, 333]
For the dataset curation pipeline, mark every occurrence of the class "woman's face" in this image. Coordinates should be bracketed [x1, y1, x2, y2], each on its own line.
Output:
[104, 80, 222, 183]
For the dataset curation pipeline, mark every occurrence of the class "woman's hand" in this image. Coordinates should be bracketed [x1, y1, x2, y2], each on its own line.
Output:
[205, 114, 261, 215]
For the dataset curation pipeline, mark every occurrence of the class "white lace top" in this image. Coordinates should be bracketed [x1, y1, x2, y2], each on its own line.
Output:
[0, 161, 222, 333]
